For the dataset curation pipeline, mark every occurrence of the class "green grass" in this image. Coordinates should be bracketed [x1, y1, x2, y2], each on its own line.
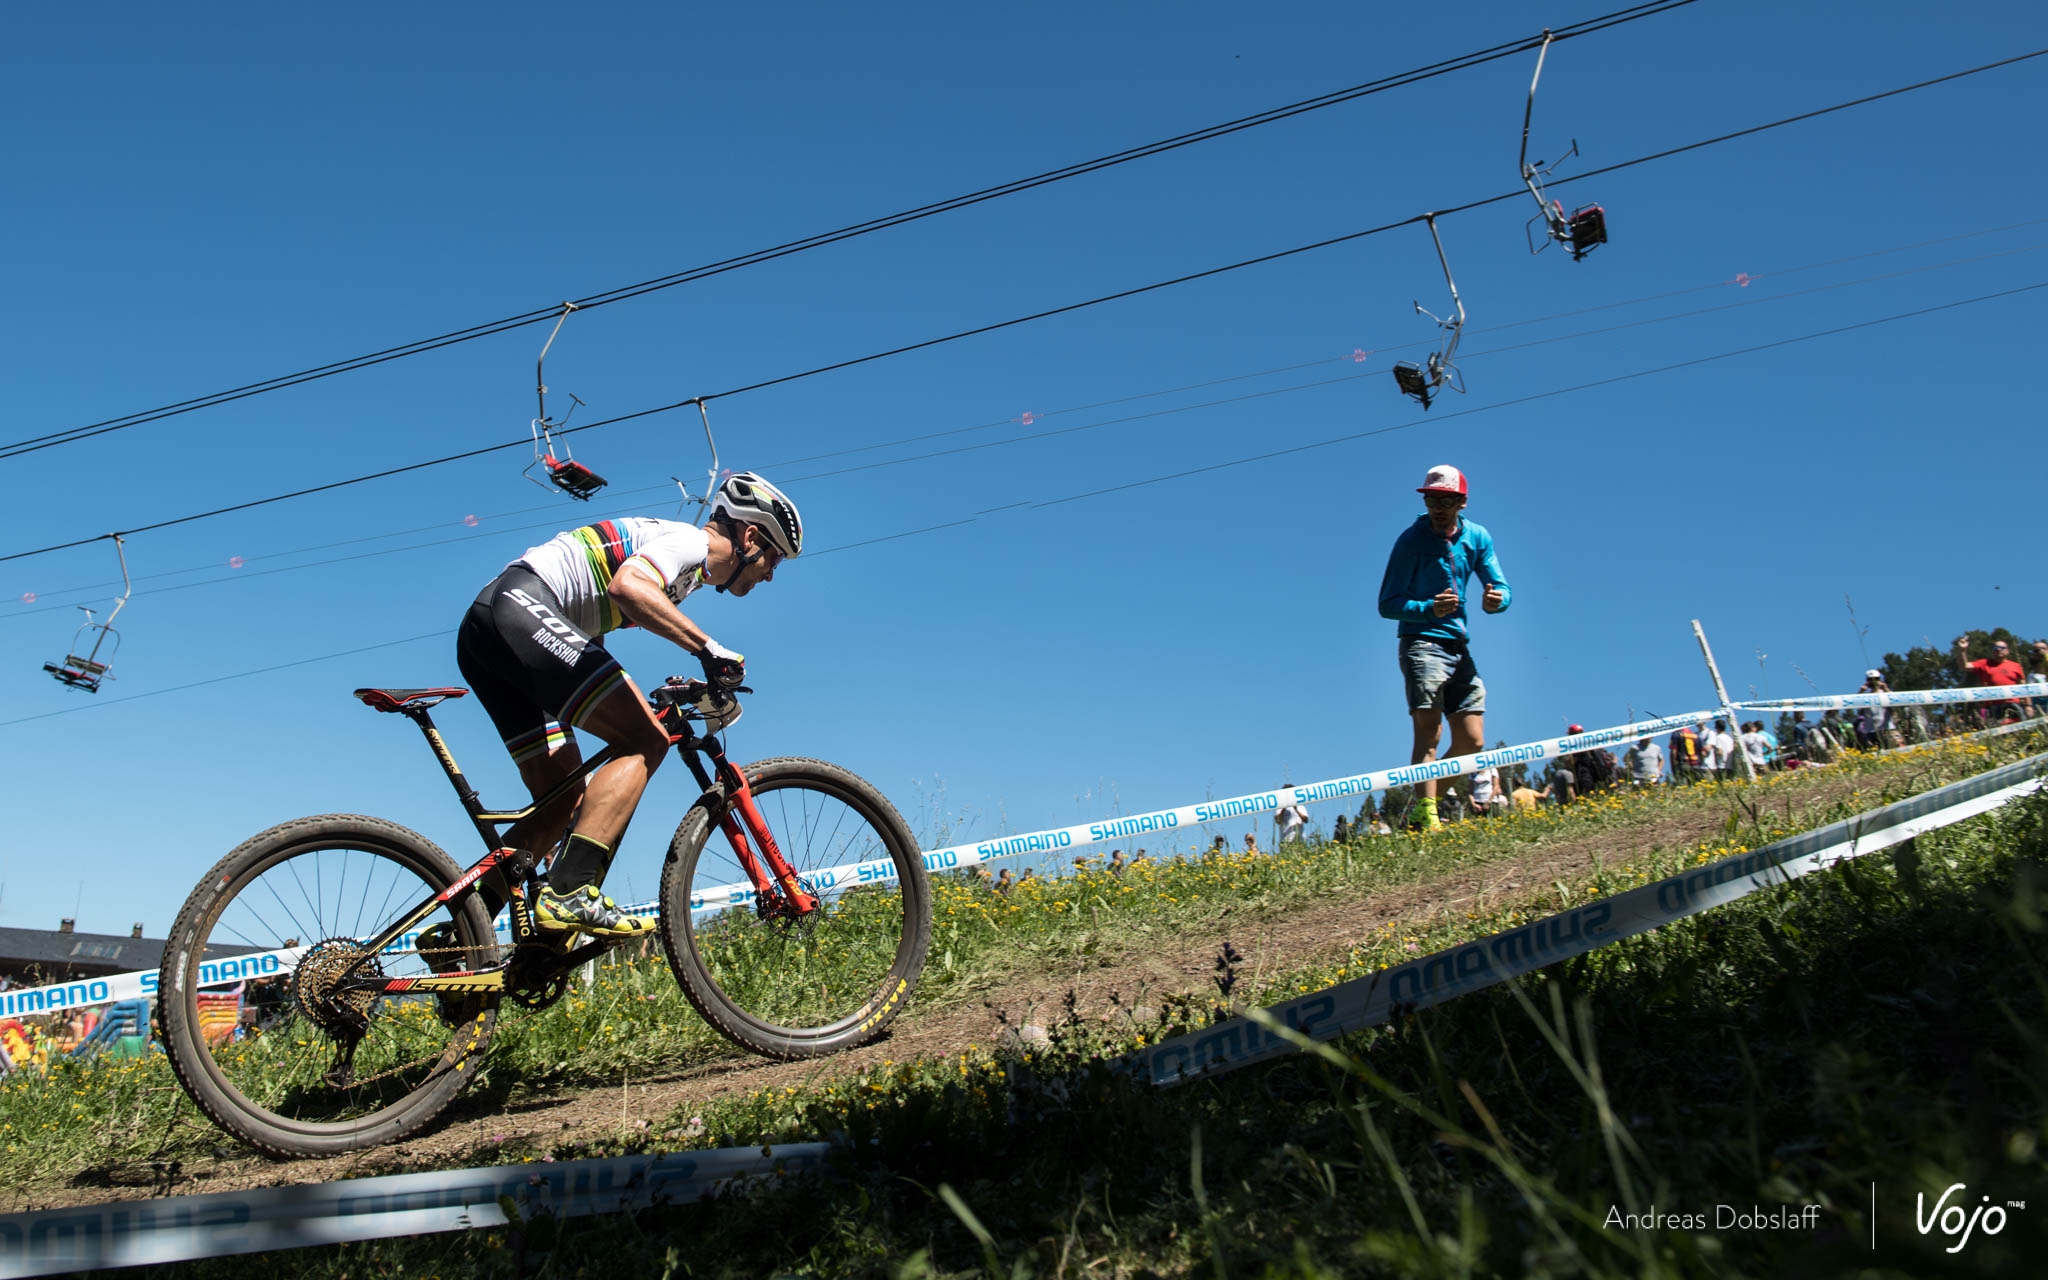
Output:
[1, 735, 2039, 1263]
[166, 745, 2048, 1278]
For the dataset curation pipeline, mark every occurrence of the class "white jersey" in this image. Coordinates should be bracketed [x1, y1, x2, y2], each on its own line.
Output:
[1470, 767, 1499, 807]
[513, 517, 710, 636]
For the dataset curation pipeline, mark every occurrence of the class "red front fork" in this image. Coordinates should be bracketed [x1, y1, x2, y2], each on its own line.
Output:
[718, 760, 818, 918]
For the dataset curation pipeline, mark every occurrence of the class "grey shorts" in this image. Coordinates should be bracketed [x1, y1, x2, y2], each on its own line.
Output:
[1400, 637, 1485, 716]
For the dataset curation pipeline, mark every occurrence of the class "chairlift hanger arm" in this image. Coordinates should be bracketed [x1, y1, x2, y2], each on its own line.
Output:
[1425, 214, 1465, 331]
[535, 302, 578, 425]
[1519, 30, 1554, 182]
[690, 399, 721, 526]
[1518, 32, 1581, 217]
[103, 534, 132, 627]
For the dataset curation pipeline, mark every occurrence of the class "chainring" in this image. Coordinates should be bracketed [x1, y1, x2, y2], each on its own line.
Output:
[504, 945, 574, 1011]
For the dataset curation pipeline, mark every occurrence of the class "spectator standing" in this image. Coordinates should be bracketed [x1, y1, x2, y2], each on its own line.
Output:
[994, 868, 1014, 895]
[1469, 765, 1501, 816]
[1954, 635, 2031, 722]
[1704, 719, 1737, 780]
[1546, 759, 1578, 806]
[1332, 814, 1352, 844]
[1565, 726, 1618, 797]
[1208, 835, 1229, 857]
[1275, 790, 1310, 847]
[1108, 850, 1127, 875]
[1511, 778, 1542, 811]
[1669, 723, 1703, 784]
[1739, 721, 1772, 773]
[1370, 815, 1393, 835]
[1625, 737, 1665, 787]
[2033, 641, 2048, 718]
[1438, 784, 1468, 824]
[1821, 709, 1852, 753]
[1242, 832, 1262, 855]
[1377, 464, 1512, 831]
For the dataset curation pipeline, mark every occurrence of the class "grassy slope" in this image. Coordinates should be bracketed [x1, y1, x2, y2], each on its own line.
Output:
[10, 735, 2048, 1277]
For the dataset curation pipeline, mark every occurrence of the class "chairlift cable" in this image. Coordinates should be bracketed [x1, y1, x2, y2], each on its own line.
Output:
[9, 229, 2040, 614]
[1, 47, 2041, 570]
[1026, 280, 2048, 510]
[6, 277, 2040, 724]
[0, 0, 1703, 464]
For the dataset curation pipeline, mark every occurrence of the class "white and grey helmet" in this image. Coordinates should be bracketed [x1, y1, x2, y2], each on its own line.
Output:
[711, 471, 804, 558]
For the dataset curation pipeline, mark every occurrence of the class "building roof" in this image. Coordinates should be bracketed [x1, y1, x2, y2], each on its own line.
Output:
[0, 927, 166, 972]
[0, 926, 260, 979]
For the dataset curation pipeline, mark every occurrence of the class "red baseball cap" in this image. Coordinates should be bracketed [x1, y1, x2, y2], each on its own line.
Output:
[1417, 464, 1468, 495]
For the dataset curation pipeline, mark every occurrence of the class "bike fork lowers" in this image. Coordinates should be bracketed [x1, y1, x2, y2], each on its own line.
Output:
[684, 734, 817, 918]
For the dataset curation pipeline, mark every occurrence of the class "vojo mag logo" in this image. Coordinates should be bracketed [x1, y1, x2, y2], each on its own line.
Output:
[1916, 1183, 2020, 1254]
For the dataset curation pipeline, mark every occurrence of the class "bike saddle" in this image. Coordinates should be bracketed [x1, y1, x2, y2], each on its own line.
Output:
[354, 687, 469, 712]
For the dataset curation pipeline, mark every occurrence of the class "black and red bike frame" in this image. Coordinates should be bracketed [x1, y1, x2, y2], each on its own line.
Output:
[343, 686, 817, 996]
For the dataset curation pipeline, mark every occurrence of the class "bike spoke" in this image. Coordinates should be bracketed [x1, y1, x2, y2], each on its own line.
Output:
[173, 831, 493, 1139]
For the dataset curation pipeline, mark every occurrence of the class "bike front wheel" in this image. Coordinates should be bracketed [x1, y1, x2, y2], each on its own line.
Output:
[158, 815, 500, 1157]
[659, 757, 931, 1058]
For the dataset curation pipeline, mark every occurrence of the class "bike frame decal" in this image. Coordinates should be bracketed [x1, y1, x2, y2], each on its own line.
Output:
[376, 972, 507, 993]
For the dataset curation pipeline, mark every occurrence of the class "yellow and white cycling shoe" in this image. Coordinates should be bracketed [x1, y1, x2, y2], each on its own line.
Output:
[532, 884, 657, 939]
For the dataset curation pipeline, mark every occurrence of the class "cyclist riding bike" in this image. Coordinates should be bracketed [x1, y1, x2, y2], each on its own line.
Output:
[426, 472, 803, 955]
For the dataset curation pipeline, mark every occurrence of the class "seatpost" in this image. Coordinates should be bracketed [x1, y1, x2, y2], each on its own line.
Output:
[406, 707, 483, 812]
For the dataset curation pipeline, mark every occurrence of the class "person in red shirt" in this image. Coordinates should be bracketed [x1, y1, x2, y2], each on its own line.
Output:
[1953, 635, 2031, 722]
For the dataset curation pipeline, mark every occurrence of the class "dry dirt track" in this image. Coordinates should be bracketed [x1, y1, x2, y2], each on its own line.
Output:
[14, 767, 1901, 1212]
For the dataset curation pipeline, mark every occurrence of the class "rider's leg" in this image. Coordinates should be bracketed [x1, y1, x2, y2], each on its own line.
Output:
[548, 673, 670, 893]
[505, 730, 585, 862]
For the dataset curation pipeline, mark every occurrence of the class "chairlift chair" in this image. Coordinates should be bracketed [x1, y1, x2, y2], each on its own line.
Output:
[523, 303, 609, 501]
[1392, 215, 1466, 411]
[43, 535, 130, 693]
[1519, 31, 1608, 262]
[527, 413, 608, 501]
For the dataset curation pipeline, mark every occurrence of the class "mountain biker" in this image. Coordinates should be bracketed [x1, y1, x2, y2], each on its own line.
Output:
[429, 472, 803, 954]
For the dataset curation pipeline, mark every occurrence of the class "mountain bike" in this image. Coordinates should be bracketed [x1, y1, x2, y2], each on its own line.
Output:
[158, 677, 931, 1157]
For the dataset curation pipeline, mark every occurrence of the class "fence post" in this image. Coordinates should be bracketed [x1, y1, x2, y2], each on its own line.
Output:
[1692, 620, 1758, 781]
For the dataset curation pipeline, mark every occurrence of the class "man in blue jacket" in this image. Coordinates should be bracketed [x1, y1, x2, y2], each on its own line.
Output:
[1377, 464, 1512, 831]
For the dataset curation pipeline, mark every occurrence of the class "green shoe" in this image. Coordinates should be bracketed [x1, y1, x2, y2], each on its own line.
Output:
[533, 885, 656, 939]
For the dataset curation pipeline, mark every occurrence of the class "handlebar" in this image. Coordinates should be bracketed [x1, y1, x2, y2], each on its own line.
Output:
[648, 676, 748, 727]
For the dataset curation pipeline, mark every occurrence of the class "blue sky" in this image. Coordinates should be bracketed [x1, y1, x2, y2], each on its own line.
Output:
[2, 1, 2043, 936]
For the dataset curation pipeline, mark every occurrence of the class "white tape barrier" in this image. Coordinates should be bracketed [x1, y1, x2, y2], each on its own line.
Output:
[0, 1142, 828, 1278]
[680, 708, 1719, 912]
[0, 708, 1714, 1022]
[1122, 751, 2048, 1086]
[1874, 717, 2046, 755]
[1731, 683, 2048, 712]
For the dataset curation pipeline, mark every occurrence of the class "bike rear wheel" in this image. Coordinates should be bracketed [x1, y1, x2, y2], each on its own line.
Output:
[659, 757, 931, 1058]
[158, 815, 500, 1157]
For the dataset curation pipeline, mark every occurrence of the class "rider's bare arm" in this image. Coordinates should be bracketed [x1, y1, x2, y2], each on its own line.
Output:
[610, 561, 711, 654]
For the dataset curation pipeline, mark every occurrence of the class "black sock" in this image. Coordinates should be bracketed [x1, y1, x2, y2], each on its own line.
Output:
[548, 833, 614, 894]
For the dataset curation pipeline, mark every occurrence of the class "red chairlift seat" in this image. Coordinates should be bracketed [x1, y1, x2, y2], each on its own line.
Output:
[353, 687, 470, 713]
[1566, 204, 1607, 261]
[543, 456, 608, 501]
[44, 654, 110, 693]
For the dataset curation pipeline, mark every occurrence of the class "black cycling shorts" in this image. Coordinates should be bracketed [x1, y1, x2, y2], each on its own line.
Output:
[455, 566, 628, 765]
